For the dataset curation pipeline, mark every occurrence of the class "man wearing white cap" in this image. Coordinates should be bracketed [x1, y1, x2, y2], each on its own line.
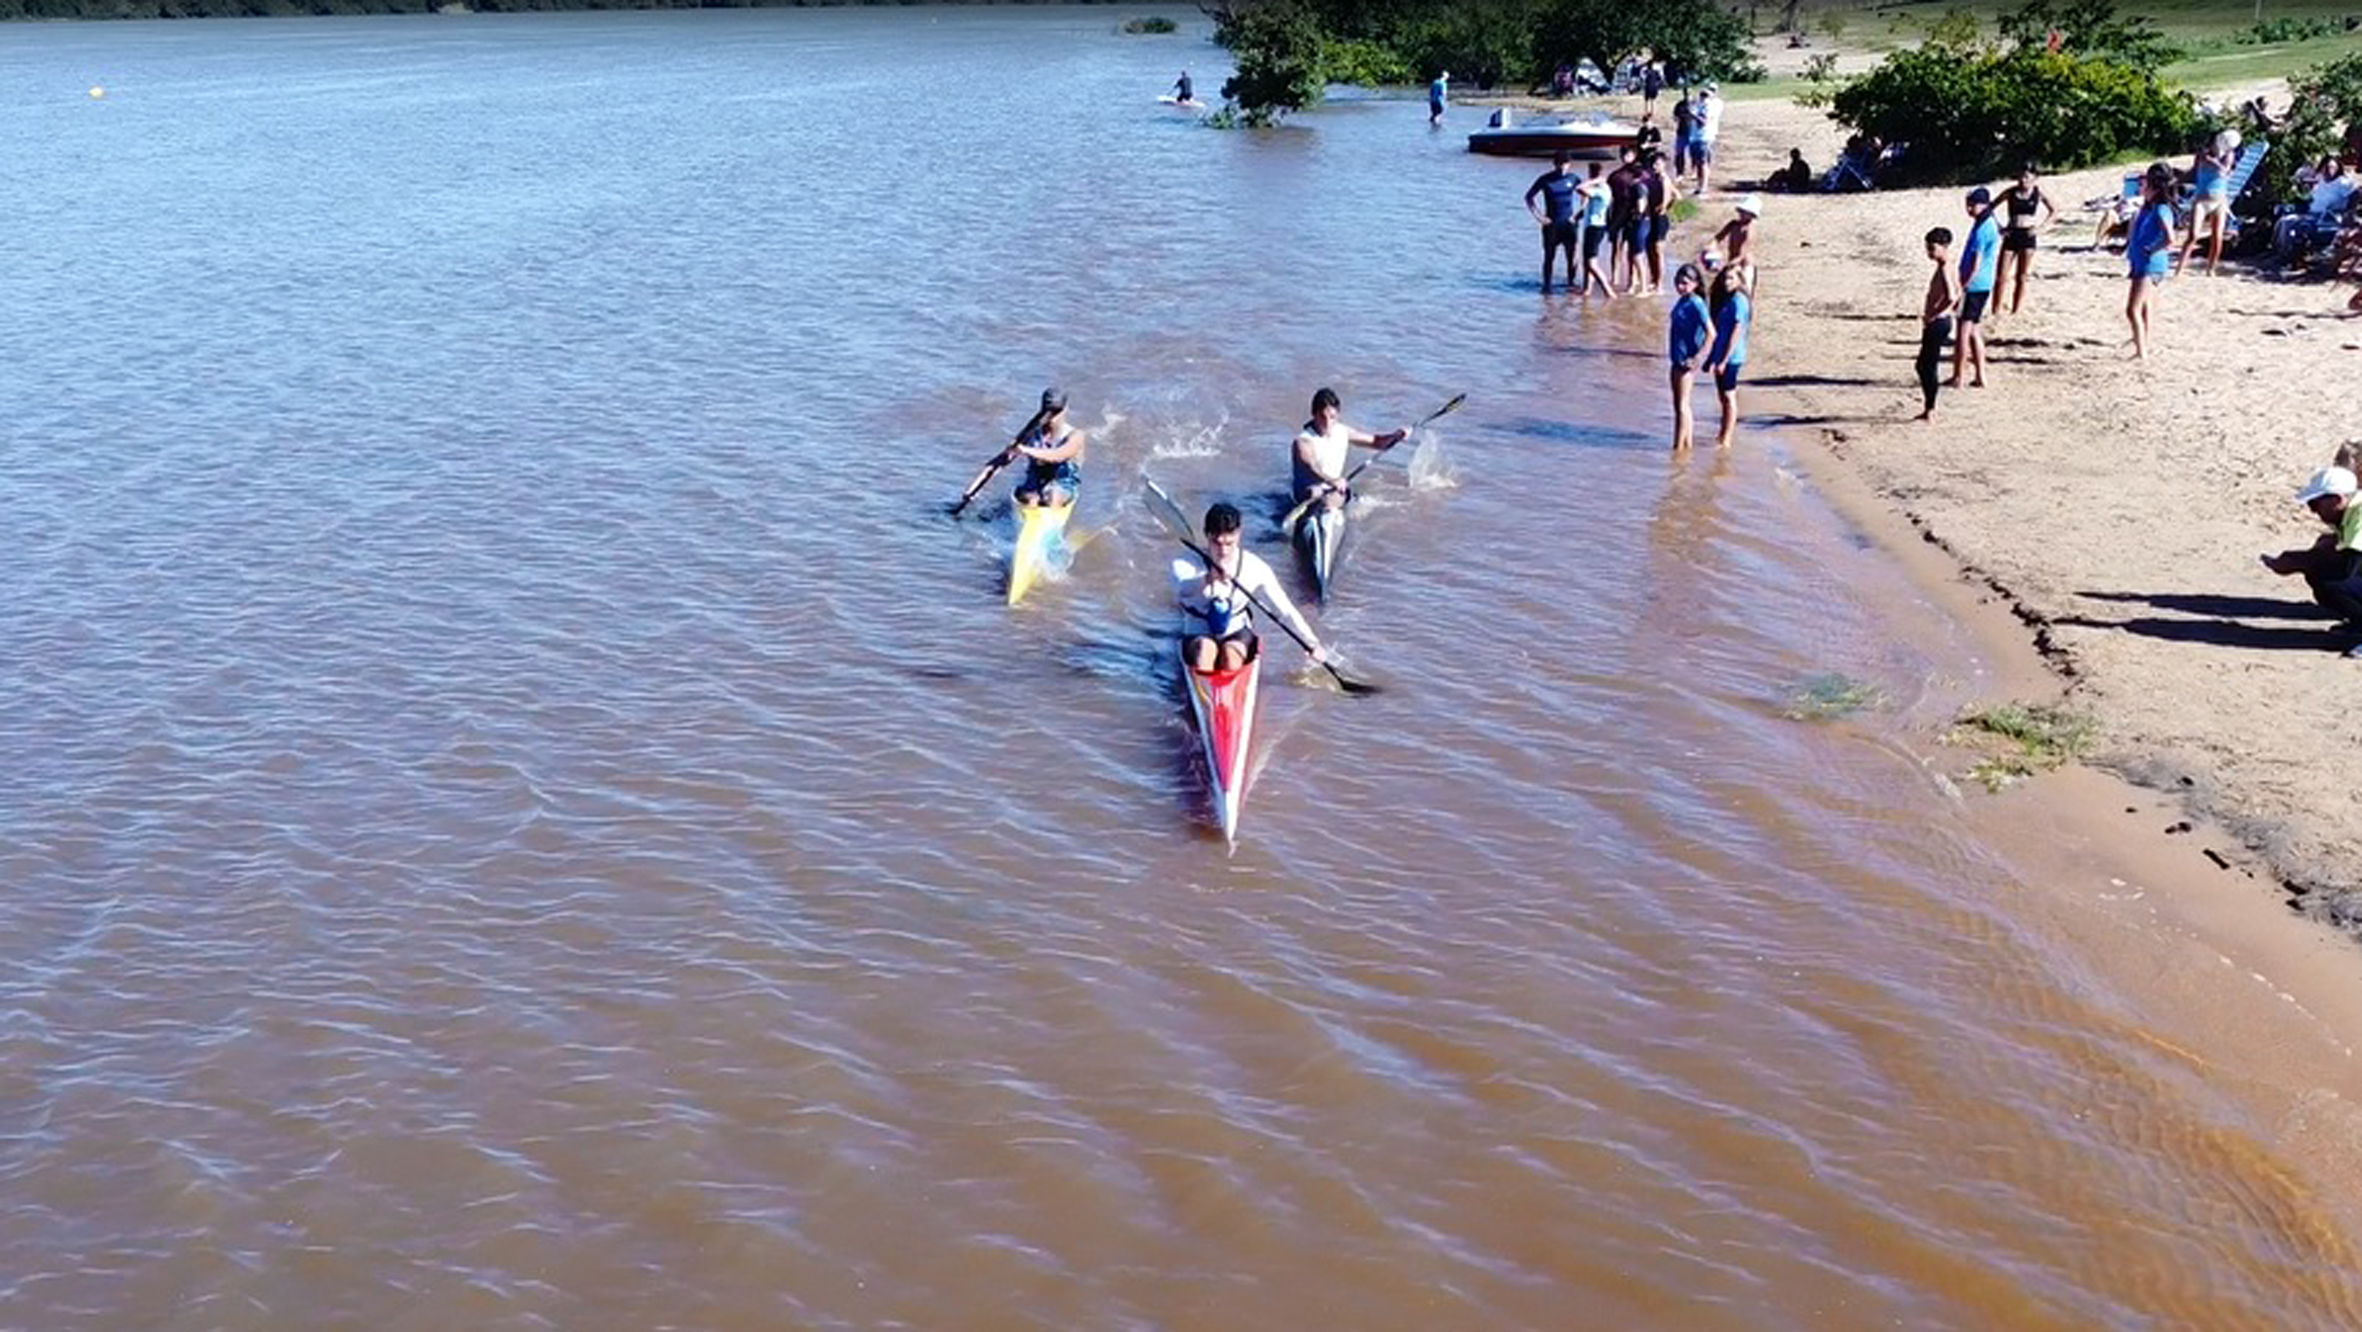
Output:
[2261, 465, 2362, 654]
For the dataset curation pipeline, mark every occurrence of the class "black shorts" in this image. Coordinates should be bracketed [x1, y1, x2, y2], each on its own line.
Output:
[1195, 627, 1259, 660]
[1960, 289, 1992, 323]
[1543, 219, 1579, 251]
[2002, 228, 2037, 253]
[1582, 222, 1608, 261]
[1625, 215, 1655, 250]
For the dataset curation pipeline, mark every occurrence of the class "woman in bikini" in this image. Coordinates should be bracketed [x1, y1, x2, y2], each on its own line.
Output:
[1991, 163, 2055, 316]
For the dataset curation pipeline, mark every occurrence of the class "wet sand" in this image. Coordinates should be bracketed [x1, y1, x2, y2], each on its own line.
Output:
[1661, 91, 2362, 1222]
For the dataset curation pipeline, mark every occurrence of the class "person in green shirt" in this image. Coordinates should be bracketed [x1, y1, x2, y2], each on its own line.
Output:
[2260, 464, 2362, 656]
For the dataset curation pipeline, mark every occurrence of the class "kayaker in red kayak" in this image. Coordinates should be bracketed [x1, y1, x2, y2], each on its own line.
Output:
[1012, 388, 1086, 509]
[1290, 387, 1406, 517]
[1177, 502, 1327, 673]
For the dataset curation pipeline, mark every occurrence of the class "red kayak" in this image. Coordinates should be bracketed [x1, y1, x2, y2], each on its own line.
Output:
[1181, 644, 1261, 845]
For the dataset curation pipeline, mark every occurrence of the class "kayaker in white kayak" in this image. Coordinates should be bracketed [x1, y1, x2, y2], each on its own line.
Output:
[1012, 388, 1085, 508]
[1177, 502, 1327, 673]
[1290, 387, 1407, 516]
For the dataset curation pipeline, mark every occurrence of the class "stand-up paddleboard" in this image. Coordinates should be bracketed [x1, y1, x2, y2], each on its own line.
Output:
[1007, 500, 1074, 605]
[1181, 641, 1260, 844]
[1158, 94, 1206, 109]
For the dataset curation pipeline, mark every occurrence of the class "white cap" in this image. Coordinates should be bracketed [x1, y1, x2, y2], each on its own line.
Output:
[1736, 193, 1763, 217]
[2296, 466, 2358, 504]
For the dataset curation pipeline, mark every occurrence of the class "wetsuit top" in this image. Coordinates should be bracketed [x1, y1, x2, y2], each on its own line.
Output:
[1708, 290, 1751, 367]
[1960, 212, 2001, 293]
[1581, 178, 1613, 226]
[1530, 170, 1580, 223]
[2002, 185, 2048, 226]
[1175, 548, 1315, 644]
[1669, 293, 1711, 365]
[1019, 422, 1080, 490]
[2194, 160, 2226, 198]
[1291, 419, 1355, 502]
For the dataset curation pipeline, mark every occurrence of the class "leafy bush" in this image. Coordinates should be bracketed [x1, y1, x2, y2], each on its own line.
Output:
[1120, 15, 1177, 34]
[2264, 51, 2362, 206]
[1323, 36, 1415, 88]
[1826, 1, 2201, 182]
[1528, 0, 1760, 86]
[1216, 2, 1329, 125]
[2236, 16, 2352, 45]
[1995, 0, 2180, 73]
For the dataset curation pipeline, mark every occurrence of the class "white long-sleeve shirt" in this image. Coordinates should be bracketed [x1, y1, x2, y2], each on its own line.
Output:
[1173, 550, 1318, 647]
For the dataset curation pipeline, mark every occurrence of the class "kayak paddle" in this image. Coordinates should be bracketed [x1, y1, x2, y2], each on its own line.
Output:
[1143, 478, 1381, 698]
[1279, 392, 1466, 536]
[949, 406, 1048, 517]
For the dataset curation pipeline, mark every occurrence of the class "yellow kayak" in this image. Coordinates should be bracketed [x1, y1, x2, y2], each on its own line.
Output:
[1007, 500, 1075, 605]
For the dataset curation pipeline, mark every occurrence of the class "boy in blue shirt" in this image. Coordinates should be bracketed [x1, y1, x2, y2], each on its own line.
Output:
[1704, 265, 1752, 449]
[1429, 70, 1449, 126]
[1667, 263, 1711, 450]
[1948, 186, 2001, 389]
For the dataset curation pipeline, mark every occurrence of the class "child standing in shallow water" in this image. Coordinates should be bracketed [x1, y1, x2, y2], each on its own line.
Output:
[1704, 264, 1752, 448]
[1915, 227, 1961, 421]
[1667, 264, 1710, 450]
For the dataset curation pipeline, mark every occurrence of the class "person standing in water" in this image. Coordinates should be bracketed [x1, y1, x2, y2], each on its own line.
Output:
[1525, 151, 1584, 293]
[1173, 70, 1194, 104]
[1012, 389, 1086, 508]
[1576, 161, 1618, 299]
[1704, 263, 1752, 449]
[1990, 163, 2055, 315]
[1178, 503, 1327, 673]
[1667, 263, 1711, 451]
[1292, 387, 1408, 517]
[1429, 69, 1450, 126]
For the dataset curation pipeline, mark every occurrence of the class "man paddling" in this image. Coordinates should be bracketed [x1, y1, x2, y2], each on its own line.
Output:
[1178, 502, 1326, 672]
[1173, 70, 1194, 104]
[1291, 387, 1408, 517]
[1012, 388, 1085, 509]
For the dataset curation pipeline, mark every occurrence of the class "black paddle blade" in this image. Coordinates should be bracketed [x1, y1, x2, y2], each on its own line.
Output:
[1418, 393, 1468, 427]
[1332, 672, 1382, 697]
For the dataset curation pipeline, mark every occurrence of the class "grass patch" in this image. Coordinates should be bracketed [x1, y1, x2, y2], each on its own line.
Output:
[1948, 700, 2095, 790]
[1783, 671, 1887, 721]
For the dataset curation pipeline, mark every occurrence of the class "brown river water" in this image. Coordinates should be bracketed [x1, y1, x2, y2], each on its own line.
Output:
[6, 8, 2362, 1328]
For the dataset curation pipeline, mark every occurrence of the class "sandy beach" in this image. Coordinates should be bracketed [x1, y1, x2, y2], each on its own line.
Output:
[1672, 90, 2362, 926]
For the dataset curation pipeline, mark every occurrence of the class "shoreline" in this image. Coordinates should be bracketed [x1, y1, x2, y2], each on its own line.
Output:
[1683, 93, 2362, 1219]
[1699, 94, 2362, 922]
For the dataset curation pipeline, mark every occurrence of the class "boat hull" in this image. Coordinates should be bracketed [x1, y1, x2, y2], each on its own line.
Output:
[1007, 501, 1074, 605]
[1182, 646, 1261, 844]
[1466, 126, 1638, 158]
[1294, 505, 1343, 605]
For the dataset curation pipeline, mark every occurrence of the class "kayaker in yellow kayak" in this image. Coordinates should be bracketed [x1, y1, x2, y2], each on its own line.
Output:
[1177, 502, 1327, 673]
[1290, 387, 1406, 516]
[1013, 388, 1085, 509]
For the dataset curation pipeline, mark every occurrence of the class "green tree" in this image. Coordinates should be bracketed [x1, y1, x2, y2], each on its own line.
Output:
[1528, 0, 1758, 85]
[1995, 0, 2179, 73]
[2266, 51, 2362, 205]
[1216, 2, 1330, 125]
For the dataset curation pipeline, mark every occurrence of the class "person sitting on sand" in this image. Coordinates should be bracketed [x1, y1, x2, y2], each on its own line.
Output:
[2260, 465, 2362, 657]
[1915, 226, 1961, 422]
[1667, 263, 1710, 451]
[1948, 187, 2001, 389]
[2125, 162, 2179, 360]
[2276, 157, 2355, 268]
[1774, 148, 1813, 193]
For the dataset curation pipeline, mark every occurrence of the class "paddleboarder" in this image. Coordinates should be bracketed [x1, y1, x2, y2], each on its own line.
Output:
[1012, 388, 1085, 509]
[1178, 502, 1327, 673]
[1291, 387, 1408, 517]
[1173, 71, 1194, 104]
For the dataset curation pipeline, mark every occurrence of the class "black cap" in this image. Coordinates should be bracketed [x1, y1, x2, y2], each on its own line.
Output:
[1040, 388, 1067, 412]
[1966, 186, 1992, 206]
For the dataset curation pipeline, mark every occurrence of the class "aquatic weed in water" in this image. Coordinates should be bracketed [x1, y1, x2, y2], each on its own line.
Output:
[1783, 672, 1886, 721]
[1949, 701, 2095, 791]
